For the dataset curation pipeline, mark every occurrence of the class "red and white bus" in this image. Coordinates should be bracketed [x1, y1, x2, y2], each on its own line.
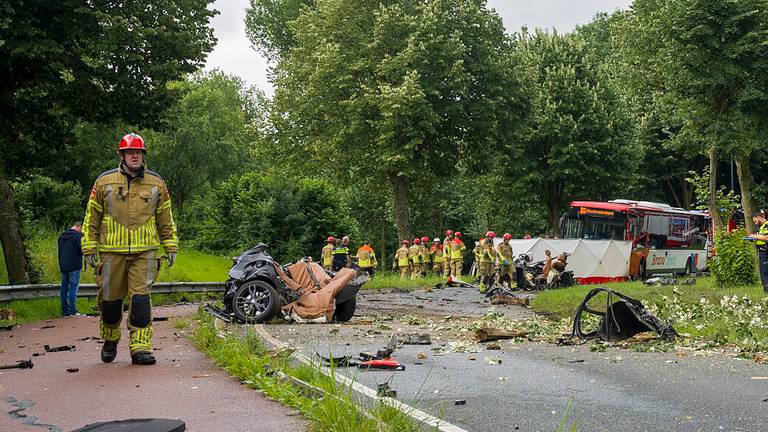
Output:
[560, 200, 712, 277]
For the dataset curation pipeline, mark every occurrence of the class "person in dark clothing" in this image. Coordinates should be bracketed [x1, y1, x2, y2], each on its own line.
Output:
[58, 221, 83, 316]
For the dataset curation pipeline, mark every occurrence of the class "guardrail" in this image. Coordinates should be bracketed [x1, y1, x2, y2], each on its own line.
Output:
[0, 282, 226, 302]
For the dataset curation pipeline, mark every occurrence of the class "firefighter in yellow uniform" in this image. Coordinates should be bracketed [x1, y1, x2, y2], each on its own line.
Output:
[496, 233, 517, 289]
[443, 230, 453, 276]
[449, 232, 466, 279]
[472, 241, 482, 279]
[409, 238, 422, 279]
[396, 240, 411, 279]
[478, 232, 498, 293]
[431, 237, 443, 275]
[321, 236, 335, 270]
[82, 133, 178, 366]
[356, 240, 378, 277]
[420, 236, 431, 277]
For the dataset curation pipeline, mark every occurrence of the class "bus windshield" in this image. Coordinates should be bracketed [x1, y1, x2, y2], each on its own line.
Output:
[562, 216, 626, 240]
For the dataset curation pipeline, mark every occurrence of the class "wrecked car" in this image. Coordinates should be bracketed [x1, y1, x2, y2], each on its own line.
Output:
[206, 243, 369, 323]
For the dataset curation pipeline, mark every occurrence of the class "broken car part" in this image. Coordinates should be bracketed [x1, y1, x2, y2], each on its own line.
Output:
[0, 359, 33, 370]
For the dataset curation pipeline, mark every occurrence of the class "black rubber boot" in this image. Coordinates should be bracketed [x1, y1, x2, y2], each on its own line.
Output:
[131, 351, 156, 365]
[101, 340, 118, 363]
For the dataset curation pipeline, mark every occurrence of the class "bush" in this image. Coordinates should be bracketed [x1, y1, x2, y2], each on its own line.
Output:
[710, 228, 758, 288]
[185, 173, 359, 262]
[12, 174, 84, 230]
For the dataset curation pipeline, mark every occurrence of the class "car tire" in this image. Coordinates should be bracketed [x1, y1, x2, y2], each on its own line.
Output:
[333, 297, 357, 322]
[231, 280, 281, 323]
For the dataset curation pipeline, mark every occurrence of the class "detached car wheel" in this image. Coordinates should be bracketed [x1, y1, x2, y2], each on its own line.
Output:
[333, 297, 357, 322]
[231, 280, 281, 323]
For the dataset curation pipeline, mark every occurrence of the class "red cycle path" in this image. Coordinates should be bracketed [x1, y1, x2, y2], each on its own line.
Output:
[0, 305, 306, 431]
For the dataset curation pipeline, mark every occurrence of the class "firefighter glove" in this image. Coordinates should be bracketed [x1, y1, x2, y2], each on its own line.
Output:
[166, 252, 177, 268]
[85, 254, 98, 268]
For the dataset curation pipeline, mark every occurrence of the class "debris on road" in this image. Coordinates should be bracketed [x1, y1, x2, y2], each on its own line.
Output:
[152, 316, 170, 322]
[485, 356, 502, 365]
[568, 288, 677, 342]
[399, 333, 432, 345]
[359, 358, 405, 371]
[454, 399, 467, 406]
[475, 326, 528, 342]
[44, 344, 75, 352]
[0, 359, 33, 370]
[66, 368, 79, 373]
[490, 294, 530, 307]
[486, 342, 501, 350]
[40, 324, 56, 329]
[753, 354, 768, 364]
[417, 352, 428, 360]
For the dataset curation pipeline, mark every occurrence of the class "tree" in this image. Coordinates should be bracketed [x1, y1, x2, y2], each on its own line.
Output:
[246, 0, 314, 61]
[627, 0, 768, 231]
[266, 0, 527, 240]
[514, 29, 638, 234]
[0, 1, 217, 283]
[148, 71, 260, 213]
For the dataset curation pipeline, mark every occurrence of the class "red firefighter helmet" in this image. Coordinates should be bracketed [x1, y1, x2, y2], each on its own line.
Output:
[445, 229, 454, 236]
[485, 231, 496, 238]
[119, 133, 146, 152]
[413, 238, 421, 245]
[454, 231, 462, 238]
[402, 240, 409, 245]
[421, 236, 429, 243]
[503, 233, 512, 240]
[327, 236, 335, 243]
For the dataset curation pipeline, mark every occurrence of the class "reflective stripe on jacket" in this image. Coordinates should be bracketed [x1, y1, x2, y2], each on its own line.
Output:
[757, 221, 768, 246]
[82, 164, 177, 255]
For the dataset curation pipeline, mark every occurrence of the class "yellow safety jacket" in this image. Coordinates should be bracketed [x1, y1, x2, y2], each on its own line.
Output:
[479, 241, 497, 263]
[356, 245, 377, 268]
[321, 244, 334, 267]
[82, 164, 177, 255]
[420, 244, 430, 264]
[757, 221, 768, 246]
[432, 245, 444, 263]
[409, 245, 422, 264]
[497, 242, 514, 266]
[443, 239, 451, 260]
[396, 246, 410, 267]
[450, 239, 466, 260]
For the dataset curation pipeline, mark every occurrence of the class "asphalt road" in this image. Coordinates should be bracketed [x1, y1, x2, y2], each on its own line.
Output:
[271, 287, 768, 432]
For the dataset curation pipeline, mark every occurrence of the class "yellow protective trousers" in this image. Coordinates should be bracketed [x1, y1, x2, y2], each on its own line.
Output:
[96, 250, 159, 354]
[451, 259, 463, 277]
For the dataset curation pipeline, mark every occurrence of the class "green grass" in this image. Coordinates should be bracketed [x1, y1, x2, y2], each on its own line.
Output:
[0, 291, 218, 327]
[0, 229, 232, 285]
[531, 277, 768, 354]
[191, 310, 421, 432]
[530, 277, 761, 320]
[364, 272, 447, 291]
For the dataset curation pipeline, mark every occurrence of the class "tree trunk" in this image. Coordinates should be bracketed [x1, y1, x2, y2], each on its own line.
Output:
[390, 174, 411, 241]
[0, 167, 31, 284]
[680, 177, 691, 210]
[708, 146, 723, 231]
[546, 181, 561, 236]
[735, 154, 756, 233]
[379, 218, 385, 270]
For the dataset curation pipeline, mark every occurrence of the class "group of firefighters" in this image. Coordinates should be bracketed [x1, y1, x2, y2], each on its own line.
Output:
[394, 230, 517, 292]
[318, 230, 517, 291]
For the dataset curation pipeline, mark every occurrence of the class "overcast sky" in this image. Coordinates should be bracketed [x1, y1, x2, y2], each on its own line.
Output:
[204, 0, 634, 96]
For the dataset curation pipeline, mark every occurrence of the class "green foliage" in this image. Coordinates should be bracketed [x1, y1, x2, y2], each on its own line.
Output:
[245, 0, 313, 61]
[147, 71, 262, 213]
[710, 229, 758, 288]
[514, 29, 637, 232]
[188, 172, 358, 262]
[12, 175, 83, 230]
[686, 166, 740, 215]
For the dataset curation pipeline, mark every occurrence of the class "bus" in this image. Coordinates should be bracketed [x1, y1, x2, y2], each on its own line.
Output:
[560, 199, 712, 277]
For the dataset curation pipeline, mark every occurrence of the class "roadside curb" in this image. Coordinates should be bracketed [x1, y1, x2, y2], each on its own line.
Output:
[250, 324, 470, 432]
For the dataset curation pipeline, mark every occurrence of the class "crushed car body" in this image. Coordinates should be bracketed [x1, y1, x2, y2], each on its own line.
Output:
[205, 243, 369, 324]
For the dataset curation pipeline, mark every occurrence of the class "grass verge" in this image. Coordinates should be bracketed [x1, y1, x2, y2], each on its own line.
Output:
[191, 310, 422, 432]
[0, 291, 219, 327]
[1, 228, 232, 285]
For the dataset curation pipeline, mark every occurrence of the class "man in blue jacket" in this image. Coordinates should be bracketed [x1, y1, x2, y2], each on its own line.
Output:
[58, 221, 83, 316]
